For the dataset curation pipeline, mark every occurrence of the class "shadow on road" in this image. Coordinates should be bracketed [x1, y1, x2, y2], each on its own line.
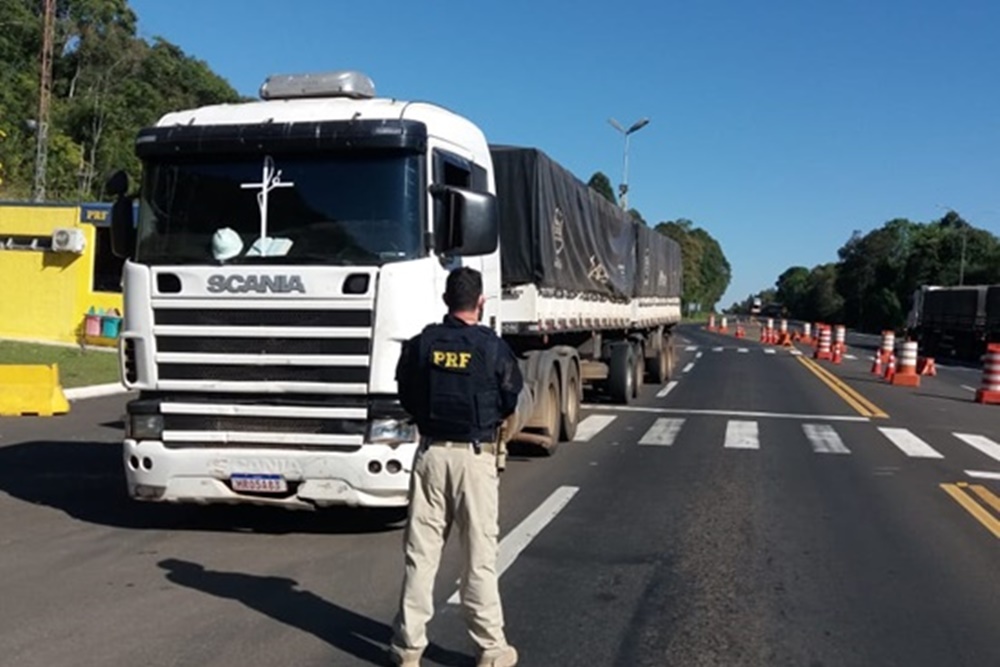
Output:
[0, 440, 404, 535]
[159, 559, 470, 667]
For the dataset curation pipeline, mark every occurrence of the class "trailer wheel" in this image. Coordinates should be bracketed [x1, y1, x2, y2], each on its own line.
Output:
[632, 342, 645, 398]
[608, 342, 635, 405]
[559, 362, 580, 442]
[647, 345, 670, 384]
[539, 374, 561, 455]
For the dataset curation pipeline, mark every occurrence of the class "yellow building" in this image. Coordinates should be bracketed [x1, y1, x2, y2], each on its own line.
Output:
[0, 202, 124, 345]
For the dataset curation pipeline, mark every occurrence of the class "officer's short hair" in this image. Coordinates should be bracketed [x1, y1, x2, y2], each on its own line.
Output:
[444, 267, 483, 312]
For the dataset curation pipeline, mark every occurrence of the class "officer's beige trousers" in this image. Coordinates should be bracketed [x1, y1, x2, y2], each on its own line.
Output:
[391, 443, 507, 662]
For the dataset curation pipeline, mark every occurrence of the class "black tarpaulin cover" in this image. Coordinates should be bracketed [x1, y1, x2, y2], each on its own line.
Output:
[492, 146, 636, 299]
[635, 223, 683, 298]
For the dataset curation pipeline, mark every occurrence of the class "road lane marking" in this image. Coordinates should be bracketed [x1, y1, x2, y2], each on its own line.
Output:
[448, 486, 580, 604]
[940, 483, 1000, 539]
[966, 470, 1000, 481]
[803, 424, 851, 454]
[639, 418, 686, 446]
[953, 434, 1000, 464]
[682, 362, 695, 373]
[574, 415, 617, 441]
[712, 347, 724, 352]
[878, 427, 944, 459]
[725, 420, 759, 449]
[970, 485, 1000, 514]
[737, 348, 749, 353]
[695, 351, 704, 359]
[845, 354, 858, 360]
[789, 349, 802, 356]
[685, 346, 698, 351]
[655, 381, 679, 398]
[797, 356, 888, 419]
[581, 404, 870, 422]
[961, 385, 977, 393]
[764, 348, 776, 355]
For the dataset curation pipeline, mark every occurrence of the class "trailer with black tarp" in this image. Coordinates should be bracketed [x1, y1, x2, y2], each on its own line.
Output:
[490, 145, 682, 405]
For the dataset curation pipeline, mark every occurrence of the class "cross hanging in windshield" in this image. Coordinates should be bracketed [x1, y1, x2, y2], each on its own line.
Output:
[240, 156, 294, 241]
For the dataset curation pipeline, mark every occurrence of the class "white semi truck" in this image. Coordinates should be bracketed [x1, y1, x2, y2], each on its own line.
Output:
[107, 71, 682, 509]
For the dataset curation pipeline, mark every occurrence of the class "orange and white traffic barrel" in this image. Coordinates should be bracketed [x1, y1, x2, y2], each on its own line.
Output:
[708, 314, 716, 331]
[880, 330, 895, 362]
[802, 322, 812, 344]
[814, 325, 833, 361]
[891, 341, 920, 387]
[834, 325, 846, 353]
[720, 315, 729, 333]
[975, 343, 1000, 405]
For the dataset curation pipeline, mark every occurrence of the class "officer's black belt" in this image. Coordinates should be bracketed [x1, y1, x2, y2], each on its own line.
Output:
[424, 440, 498, 454]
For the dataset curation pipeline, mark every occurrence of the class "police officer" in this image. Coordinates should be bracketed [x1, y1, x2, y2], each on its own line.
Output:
[390, 267, 522, 667]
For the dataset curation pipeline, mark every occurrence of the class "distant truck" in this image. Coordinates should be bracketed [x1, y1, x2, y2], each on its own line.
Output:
[750, 297, 762, 315]
[107, 71, 682, 510]
[907, 285, 1000, 360]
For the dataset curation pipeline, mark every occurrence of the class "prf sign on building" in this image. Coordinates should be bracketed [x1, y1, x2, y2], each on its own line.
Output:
[0, 202, 124, 345]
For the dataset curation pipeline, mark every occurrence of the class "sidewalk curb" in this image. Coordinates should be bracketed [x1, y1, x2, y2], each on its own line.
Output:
[63, 383, 130, 401]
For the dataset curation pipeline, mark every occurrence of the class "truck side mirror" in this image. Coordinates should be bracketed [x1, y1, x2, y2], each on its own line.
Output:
[431, 185, 499, 257]
[105, 170, 136, 259]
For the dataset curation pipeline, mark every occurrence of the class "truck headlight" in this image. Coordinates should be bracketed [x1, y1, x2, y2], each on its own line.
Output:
[128, 414, 164, 440]
[366, 418, 417, 445]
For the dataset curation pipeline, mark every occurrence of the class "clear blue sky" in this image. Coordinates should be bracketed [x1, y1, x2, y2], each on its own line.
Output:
[130, 0, 1000, 306]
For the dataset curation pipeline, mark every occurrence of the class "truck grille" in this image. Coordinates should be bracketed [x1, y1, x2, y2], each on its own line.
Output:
[152, 305, 373, 391]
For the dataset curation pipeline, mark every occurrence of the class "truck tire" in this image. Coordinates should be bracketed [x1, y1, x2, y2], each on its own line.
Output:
[559, 362, 581, 442]
[539, 373, 561, 455]
[647, 344, 670, 384]
[632, 341, 644, 398]
[608, 341, 634, 405]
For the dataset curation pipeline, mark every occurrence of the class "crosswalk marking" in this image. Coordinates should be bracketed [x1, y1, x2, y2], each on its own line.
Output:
[966, 470, 1000, 481]
[877, 427, 944, 459]
[681, 362, 695, 374]
[712, 347, 724, 352]
[953, 434, 1000, 464]
[573, 415, 617, 442]
[737, 348, 749, 353]
[764, 348, 776, 355]
[655, 381, 679, 398]
[695, 351, 704, 359]
[639, 418, 686, 446]
[845, 354, 858, 360]
[789, 349, 803, 356]
[685, 346, 698, 351]
[803, 424, 851, 454]
[724, 420, 760, 449]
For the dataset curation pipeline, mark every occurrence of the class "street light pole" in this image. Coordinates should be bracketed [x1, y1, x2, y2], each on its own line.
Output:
[608, 117, 649, 211]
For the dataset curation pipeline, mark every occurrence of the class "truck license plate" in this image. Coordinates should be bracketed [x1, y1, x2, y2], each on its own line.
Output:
[231, 473, 287, 494]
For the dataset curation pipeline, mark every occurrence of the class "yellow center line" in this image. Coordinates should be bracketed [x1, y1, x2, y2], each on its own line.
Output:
[795, 355, 889, 419]
[940, 483, 1000, 539]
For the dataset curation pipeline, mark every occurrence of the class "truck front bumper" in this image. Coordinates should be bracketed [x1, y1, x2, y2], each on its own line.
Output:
[123, 438, 418, 509]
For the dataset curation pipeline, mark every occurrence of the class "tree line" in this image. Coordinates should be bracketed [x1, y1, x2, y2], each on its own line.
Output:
[735, 211, 1000, 332]
[0, 0, 240, 201]
[588, 172, 732, 314]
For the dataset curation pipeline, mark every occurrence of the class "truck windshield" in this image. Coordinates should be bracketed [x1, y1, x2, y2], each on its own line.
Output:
[135, 153, 423, 265]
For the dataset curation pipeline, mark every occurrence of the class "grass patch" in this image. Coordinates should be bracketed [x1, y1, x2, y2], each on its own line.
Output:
[0, 340, 120, 388]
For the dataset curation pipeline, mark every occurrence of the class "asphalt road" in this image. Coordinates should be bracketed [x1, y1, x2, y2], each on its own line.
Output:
[1, 324, 998, 667]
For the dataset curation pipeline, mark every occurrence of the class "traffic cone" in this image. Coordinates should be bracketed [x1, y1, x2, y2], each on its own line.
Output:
[918, 357, 937, 376]
[884, 353, 896, 383]
[832, 345, 843, 365]
[871, 353, 883, 376]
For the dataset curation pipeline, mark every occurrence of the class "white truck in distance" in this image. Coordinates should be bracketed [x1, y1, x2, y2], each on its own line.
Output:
[107, 71, 682, 509]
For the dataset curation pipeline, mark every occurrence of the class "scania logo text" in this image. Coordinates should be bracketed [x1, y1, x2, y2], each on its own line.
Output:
[207, 274, 306, 294]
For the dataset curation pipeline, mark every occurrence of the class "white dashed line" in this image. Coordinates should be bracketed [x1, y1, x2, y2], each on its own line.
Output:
[573, 415, 617, 441]
[724, 420, 760, 449]
[656, 381, 679, 398]
[638, 418, 686, 446]
[682, 362, 695, 374]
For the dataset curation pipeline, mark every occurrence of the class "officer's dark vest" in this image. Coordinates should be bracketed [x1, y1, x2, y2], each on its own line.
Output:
[416, 322, 502, 442]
